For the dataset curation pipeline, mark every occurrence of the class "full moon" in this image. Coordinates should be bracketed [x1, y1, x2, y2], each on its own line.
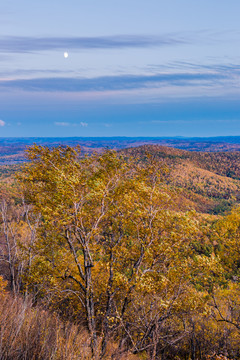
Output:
[64, 52, 69, 58]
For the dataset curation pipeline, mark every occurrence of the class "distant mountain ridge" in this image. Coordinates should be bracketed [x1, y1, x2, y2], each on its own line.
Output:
[1, 136, 240, 164]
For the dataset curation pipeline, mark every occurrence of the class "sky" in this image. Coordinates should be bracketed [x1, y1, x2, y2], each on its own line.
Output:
[1, 0, 240, 137]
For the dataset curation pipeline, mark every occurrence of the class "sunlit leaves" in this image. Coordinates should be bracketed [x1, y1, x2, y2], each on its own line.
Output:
[16, 145, 240, 357]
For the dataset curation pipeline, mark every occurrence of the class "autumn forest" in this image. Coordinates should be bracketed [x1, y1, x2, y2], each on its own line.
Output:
[1, 144, 240, 359]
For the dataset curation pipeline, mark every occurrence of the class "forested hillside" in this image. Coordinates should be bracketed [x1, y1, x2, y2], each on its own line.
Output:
[0, 145, 240, 359]
[123, 145, 240, 214]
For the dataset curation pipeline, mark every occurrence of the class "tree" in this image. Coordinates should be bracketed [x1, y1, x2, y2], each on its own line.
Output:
[18, 146, 211, 358]
[0, 194, 39, 297]
[210, 207, 240, 334]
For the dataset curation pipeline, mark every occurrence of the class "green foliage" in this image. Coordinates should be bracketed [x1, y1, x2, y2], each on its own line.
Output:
[210, 199, 234, 215]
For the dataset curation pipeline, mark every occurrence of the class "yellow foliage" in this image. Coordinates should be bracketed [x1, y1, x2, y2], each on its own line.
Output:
[0, 276, 7, 297]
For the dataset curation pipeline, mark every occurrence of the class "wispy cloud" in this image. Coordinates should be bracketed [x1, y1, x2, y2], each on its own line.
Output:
[55, 121, 88, 127]
[54, 121, 70, 126]
[0, 120, 5, 126]
[0, 54, 12, 61]
[0, 30, 235, 54]
[0, 71, 227, 93]
[0, 69, 75, 77]
[0, 34, 188, 53]
[146, 61, 240, 75]
[80, 122, 88, 127]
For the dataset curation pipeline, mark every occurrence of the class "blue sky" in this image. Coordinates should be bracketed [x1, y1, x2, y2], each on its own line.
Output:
[1, 0, 240, 137]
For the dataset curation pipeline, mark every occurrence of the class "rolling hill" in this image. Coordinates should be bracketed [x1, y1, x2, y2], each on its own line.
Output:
[122, 145, 240, 214]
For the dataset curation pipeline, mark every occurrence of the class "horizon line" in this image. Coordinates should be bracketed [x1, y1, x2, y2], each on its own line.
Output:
[0, 135, 240, 139]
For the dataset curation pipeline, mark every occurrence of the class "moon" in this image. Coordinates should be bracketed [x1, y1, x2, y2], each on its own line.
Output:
[64, 52, 69, 58]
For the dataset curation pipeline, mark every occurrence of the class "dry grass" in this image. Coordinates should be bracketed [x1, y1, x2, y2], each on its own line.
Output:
[0, 292, 91, 360]
[0, 292, 140, 360]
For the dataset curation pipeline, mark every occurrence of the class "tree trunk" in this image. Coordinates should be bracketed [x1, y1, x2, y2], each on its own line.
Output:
[84, 250, 97, 358]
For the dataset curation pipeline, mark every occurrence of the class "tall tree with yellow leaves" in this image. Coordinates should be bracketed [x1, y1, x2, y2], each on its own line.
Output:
[18, 146, 215, 359]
